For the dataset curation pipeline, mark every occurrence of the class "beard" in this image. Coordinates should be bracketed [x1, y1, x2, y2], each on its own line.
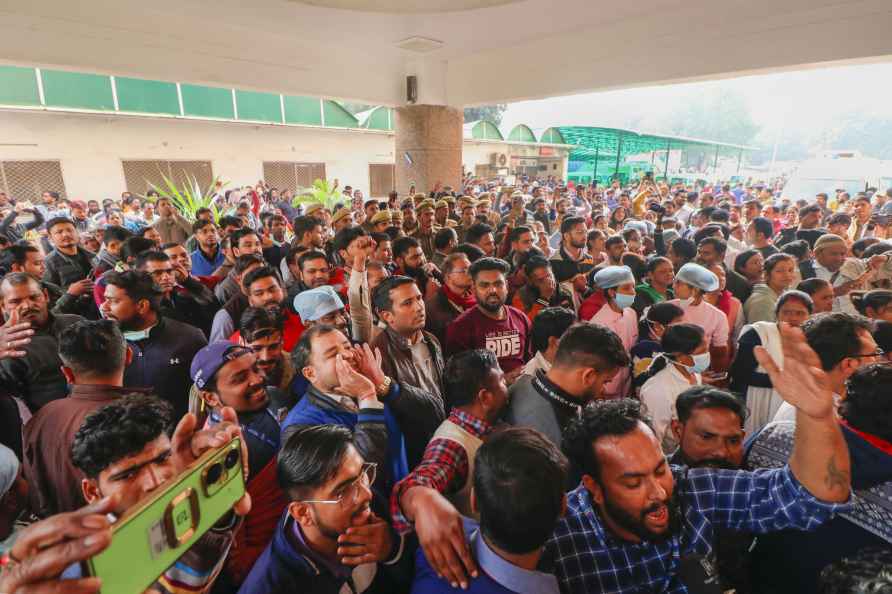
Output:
[601, 489, 683, 543]
[675, 450, 739, 470]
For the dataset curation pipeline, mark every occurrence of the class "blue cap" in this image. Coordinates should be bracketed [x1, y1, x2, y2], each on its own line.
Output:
[675, 262, 719, 292]
[293, 286, 344, 322]
[593, 265, 635, 289]
[190, 341, 251, 389]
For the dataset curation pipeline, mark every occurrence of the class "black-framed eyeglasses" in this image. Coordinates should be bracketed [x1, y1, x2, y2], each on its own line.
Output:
[849, 348, 885, 360]
[299, 462, 376, 507]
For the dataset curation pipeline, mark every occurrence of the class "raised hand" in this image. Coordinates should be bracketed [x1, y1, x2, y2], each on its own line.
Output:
[754, 323, 835, 421]
[0, 498, 115, 594]
[334, 353, 377, 402]
[0, 309, 33, 359]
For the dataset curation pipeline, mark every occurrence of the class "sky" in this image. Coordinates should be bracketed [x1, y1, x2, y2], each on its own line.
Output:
[500, 61, 892, 143]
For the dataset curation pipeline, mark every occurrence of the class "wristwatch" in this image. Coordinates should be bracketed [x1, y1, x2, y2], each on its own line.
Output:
[376, 376, 392, 396]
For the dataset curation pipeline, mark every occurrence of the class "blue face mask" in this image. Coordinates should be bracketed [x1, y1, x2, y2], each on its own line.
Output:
[689, 352, 711, 374]
[614, 291, 636, 310]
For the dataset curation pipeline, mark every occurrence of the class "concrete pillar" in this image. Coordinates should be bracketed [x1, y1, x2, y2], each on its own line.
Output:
[394, 104, 462, 196]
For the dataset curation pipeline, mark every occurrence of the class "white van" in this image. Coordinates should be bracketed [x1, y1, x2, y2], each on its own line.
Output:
[781, 151, 883, 202]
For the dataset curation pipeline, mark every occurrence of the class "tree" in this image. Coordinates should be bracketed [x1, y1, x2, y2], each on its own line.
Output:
[463, 105, 508, 125]
[662, 89, 760, 146]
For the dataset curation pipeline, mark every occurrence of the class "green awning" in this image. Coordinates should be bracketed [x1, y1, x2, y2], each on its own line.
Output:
[560, 126, 756, 162]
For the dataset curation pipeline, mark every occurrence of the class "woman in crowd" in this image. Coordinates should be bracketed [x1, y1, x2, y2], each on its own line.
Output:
[639, 323, 707, 452]
[797, 277, 835, 314]
[734, 249, 764, 290]
[850, 289, 892, 322]
[632, 256, 674, 317]
[631, 301, 684, 388]
[743, 253, 797, 323]
[588, 265, 638, 398]
[670, 262, 729, 371]
[608, 206, 628, 231]
[586, 229, 606, 266]
[730, 289, 814, 434]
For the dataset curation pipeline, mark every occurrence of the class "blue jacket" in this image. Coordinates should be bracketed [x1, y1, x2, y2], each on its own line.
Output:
[238, 512, 408, 594]
[190, 247, 225, 276]
[281, 386, 410, 490]
[746, 423, 892, 593]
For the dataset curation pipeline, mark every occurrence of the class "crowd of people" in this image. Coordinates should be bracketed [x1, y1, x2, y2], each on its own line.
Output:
[0, 175, 891, 594]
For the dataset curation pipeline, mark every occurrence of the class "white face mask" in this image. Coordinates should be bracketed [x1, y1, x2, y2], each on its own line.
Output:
[689, 352, 711, 374]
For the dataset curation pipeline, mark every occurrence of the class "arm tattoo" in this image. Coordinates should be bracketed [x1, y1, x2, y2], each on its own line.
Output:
[824, 456, 849, 493]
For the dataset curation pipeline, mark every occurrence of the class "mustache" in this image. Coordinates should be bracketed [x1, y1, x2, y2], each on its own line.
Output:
[693, 458, 738, 470]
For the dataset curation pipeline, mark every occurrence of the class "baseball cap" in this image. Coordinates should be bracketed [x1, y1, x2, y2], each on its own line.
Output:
[190, 342, 252, 390]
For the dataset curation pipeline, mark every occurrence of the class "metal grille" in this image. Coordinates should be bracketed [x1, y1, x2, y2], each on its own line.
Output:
[122, 160, 214, 196]
[0, 160, 67, 202]
[369, 164, 395, 198]
[263, 161, 325, 192]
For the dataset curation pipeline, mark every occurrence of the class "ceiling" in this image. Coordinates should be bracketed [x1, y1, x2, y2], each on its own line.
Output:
[1, 0, 891, 107]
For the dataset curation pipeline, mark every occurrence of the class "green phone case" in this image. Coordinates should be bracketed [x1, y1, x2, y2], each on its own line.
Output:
[85, 437, 246, 593]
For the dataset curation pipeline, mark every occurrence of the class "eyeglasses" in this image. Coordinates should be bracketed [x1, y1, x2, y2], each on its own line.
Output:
[849, 348, 885, 361]
[300, 462, 376, 507]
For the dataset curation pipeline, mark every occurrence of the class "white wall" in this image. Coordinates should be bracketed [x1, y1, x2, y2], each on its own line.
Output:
[0, 110, 397, 201]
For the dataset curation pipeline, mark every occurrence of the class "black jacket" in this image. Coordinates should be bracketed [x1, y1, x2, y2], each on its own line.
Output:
[122, 316, 207, 419]
[0, 313, 83, 412]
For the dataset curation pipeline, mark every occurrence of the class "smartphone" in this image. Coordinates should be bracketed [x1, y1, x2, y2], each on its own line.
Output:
[85, 438, 245, 594]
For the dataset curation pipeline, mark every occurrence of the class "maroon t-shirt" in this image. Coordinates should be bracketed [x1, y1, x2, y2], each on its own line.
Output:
[444, 305, 532, 372]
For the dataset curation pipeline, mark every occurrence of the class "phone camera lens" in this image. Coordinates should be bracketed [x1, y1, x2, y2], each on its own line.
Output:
[205, 462, 223, 485]
[224, 449, 240, 470]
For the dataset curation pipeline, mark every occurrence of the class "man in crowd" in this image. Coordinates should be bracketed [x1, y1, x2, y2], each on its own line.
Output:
[849, 193, 874, 241]
[220, 267, 300, 350]
[549, 215, 594, 284]
[70, 394, 249, 594]
[152, 196, 193, 244]
[411, 426, 567, 594]
[293, 285, 350, 336]
[22, 319, 141, 517]
[431, 227, 456, 270]
[240, 425, 407, 593]
[445, 257, 531, 383]
[772, 312, 879, 423]
[508, 323, 628, 451]
[190, 341, 287, 585]
[520, 306, 576, 378]
[464, 223, 496, 257]
[371, 276, 447, 466]
[511, 255, 573, 321]
[281, 325, 410, 488]
[748, 363, 892, 593]
[393, 235, 439, 299]
[42, 216, 97, 319]
[546, 323, 852, 593]
[668, 386, 753, 593]
[747, 216, 780, 258]
[102, 270, 207, 418]
[137, 250, 219, 338]
[425, 252, 475, 346]
[4, 244, 82, 316]
[286, 249, 331, 306]
[210, 254, 265, 342]
[391, 350, 508, 586]
[0, 273, 82, 412]
[410, 199, 438, 261]
[238, 307, 295, 419]
[190, 218, 225, 276]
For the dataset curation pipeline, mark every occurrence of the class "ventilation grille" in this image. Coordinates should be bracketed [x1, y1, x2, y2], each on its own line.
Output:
[0, 160, 67, 202]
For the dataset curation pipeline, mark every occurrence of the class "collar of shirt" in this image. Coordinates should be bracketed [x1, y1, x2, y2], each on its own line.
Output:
[448, 409, 492, 439]
[533, 370, 583, 416]
[68, 384, 152, 401]
[470, 527, 560, 594]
